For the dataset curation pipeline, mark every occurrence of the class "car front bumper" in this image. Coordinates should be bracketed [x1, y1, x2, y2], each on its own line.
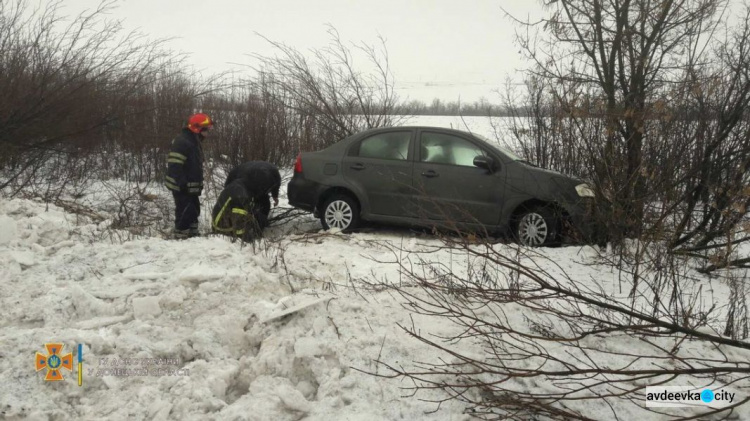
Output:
[562, 198, 599, 243]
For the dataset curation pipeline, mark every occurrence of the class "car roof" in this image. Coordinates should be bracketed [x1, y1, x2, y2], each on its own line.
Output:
[325, 126, 479, 151]
[313, 125, 519, 164]
[331, 125, 516, 160]
[354, 126, 475, 136]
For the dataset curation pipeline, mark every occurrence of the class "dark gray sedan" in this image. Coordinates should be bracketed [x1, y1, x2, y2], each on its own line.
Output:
[287, 126, 595, 246]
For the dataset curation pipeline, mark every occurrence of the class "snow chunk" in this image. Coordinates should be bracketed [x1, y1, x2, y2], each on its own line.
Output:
[276, 383, 312, 413]
[71, 285, 116, 318]
[294, 337, 329, 358]
[0, 260, 21, 279]
[123, 272, 170, 281]
[191, 315, 248, 359]
[35, 219, 70, 246]
[340, 375, 357, 389]
[9, 250, 34, 267]
[0, 215, 17, 245]
[198, 282, 221, 293]
[313, 316, 330, 335]
[133, 296, 162, 319]
[48, 240, 75, 252]
[296, 380, 317, 398]
[75, 315, 133, 330]
[178, 264, 224, 285]
[160, 286, 187, 309]
[147, 400, 173, 421]
[207, 248, 233, 258]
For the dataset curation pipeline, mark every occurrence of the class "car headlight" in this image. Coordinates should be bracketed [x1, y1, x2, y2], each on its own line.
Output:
[575, 183, 595, 198]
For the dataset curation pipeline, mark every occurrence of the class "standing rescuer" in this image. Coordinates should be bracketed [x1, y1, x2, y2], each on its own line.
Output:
[212, 161, 281, 241]
[164, 113, 214, 238]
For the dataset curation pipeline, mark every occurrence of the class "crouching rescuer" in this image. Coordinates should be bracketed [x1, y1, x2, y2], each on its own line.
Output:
[164, 113, 213, 238]
[212, 161, 281, 241]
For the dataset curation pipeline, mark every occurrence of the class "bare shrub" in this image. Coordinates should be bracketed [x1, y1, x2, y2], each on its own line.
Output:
[201, 80, 297, 174]
[501, 1, 750, 270]
[0, 0, 189, 194]
[364, 233, 750, 420]
[723, 270, 750, 341]
[251, 26, 407, 152]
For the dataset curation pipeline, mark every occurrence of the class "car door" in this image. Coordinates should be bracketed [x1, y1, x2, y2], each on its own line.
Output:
[342, 129, 415, 217]
[412, 130, 503, 225]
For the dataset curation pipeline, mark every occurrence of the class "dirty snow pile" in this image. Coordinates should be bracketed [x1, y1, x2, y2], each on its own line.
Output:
[1, 195, 749, 420]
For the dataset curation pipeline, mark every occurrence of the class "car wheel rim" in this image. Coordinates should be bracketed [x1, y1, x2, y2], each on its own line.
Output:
[325, 200, 353, 230]
[519, 213, 548, 246]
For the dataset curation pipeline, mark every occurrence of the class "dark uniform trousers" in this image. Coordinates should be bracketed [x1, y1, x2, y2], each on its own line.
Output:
[172, 192, 200, 238]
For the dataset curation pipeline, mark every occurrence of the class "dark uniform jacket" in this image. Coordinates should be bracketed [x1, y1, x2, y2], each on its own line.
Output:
[211, 161, 281, 240]
[164, 128, 204, 195]
[224, 161, 281, 201]
[211, 180, 256, 238]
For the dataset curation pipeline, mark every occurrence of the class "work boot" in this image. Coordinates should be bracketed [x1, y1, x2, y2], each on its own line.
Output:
[188, 223, 200, 238]
[173, 228, 191, 240]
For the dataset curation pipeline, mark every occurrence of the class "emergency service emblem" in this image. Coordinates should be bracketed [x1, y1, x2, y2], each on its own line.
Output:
[35, 343, 73, 381]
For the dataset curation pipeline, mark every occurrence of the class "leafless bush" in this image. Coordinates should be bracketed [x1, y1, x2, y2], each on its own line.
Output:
[0, 0, 408, 242]
[363, 233, 750, 420]
[501, 1, 750, 271]
[724, 270, 750, 341]
[0, 0, 191, 193]
[201, 80, 297, 174]
[251, 26, 407, 152]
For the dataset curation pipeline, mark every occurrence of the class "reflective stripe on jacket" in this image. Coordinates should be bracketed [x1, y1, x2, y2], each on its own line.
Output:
[211, 181, 257, 236]
[165, 128, 204, 194]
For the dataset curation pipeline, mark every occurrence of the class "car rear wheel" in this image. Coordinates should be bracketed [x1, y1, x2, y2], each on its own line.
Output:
[321, 194, 360, 232]
[515, 207, 559, 247]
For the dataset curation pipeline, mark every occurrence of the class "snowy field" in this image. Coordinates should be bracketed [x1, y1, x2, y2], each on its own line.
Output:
[1, 117, 748, 420]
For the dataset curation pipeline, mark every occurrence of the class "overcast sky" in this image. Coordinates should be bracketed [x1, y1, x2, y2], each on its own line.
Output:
[61, 0, 544, 102]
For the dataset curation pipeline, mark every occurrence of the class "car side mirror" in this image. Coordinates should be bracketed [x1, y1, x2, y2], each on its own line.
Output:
[473, 155, 495, 172]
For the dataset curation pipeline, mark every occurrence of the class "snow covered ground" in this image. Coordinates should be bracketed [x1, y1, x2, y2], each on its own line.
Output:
[1, 182, 748, 420]
[0, 195, 470, 420]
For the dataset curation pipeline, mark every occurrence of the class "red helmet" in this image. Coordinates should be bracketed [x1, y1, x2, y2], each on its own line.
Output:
[187, 113, 214, 134]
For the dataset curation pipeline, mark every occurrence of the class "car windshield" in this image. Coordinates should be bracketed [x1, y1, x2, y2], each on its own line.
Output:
[473, 133, 525, 161]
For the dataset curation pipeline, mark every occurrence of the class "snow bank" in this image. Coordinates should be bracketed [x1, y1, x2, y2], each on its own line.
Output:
[1, 195, 747, 421]
[0, 197, 466, 420]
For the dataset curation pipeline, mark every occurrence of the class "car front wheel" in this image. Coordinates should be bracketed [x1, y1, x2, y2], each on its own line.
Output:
[320, 194, 361, 232]
[515, 207, 559, 247]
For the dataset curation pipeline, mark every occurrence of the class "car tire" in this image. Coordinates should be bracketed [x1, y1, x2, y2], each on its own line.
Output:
[514, 206, 559, 247]
[320, 194, 361, 232]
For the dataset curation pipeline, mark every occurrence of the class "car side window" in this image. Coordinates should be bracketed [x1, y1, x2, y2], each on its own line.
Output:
[356, 132, 411, 161]
[420, 132, 486, 167]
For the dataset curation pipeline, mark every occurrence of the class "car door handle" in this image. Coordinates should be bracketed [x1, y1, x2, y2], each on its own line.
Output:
[350, 163, 366, 171]
[421, 170, 439, 178]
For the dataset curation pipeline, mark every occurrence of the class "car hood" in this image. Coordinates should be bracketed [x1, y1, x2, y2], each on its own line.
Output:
[519, 164, 584, 202]
[525, 165, 581, 183]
